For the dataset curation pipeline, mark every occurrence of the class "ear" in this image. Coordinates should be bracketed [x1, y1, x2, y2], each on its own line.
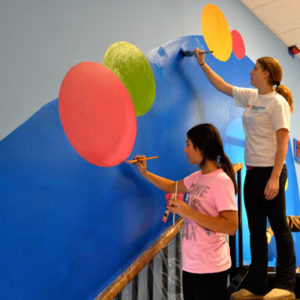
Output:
[263, 70, 270, 79]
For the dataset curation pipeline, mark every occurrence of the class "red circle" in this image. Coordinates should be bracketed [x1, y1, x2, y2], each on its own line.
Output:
[232, 29, 245, 59]
[58, 62, 137, 167]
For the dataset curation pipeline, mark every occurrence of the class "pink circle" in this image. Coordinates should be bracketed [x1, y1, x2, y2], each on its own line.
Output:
[58, 62, 137, 167]
[232, 29, 245, 59]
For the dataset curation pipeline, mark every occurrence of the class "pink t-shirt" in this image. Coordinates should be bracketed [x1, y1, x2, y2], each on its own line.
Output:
[182, 168, 237, 274]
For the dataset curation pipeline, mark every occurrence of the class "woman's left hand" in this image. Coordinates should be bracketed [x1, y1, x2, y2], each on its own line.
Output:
[264, 177, 279, 200]
[167, 198, 191, 219]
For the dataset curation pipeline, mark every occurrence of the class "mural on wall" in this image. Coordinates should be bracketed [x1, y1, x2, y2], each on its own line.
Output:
[0, 4, 299, 300]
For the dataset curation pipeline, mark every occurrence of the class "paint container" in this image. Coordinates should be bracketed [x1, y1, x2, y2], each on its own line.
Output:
[162, 193, 185, 223]
[164, 192, 185, 203]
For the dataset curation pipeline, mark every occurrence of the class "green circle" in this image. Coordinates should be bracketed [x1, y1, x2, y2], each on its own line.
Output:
[103, 41, 156, 116]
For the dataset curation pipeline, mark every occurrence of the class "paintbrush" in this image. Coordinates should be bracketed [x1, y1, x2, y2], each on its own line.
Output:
[181, 49, 213, 57]
[126, 156, 159, 164]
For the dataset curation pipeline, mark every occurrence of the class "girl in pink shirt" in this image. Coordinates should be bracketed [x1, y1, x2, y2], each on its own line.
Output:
[134, 123, 238, 299]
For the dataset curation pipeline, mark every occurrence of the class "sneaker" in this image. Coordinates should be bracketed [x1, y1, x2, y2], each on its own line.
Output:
[263, 288, 296, 299]
[230, 288, 264, 300]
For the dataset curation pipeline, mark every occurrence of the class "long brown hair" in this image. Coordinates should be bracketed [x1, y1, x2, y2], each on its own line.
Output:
[187, 123, 237, 194]
[257, 57, 294, 112]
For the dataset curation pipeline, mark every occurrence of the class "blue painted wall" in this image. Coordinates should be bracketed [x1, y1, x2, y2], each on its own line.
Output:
[1, 33, 299, 299]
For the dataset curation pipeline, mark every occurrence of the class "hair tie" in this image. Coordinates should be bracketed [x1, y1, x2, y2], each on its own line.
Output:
[275, 81, 280, 87]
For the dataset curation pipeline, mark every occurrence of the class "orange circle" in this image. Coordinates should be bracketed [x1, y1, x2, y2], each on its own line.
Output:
[201, 4, 232, 61]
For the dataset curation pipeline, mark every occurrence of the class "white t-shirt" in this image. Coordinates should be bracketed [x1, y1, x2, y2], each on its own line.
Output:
[182, 169, 237, 274]
[233, 87, 290, 167]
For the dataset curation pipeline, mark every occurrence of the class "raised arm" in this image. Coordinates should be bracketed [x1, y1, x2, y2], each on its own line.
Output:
[195, 49, 234, 97]
[133, 155, 188, 193]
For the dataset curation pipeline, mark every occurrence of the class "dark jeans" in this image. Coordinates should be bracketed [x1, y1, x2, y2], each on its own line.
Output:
[243, 165, 296, 294]
[183, 270, 228, 299]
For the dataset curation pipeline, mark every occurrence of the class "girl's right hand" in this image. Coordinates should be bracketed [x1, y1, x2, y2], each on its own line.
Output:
[194, 48, 205, 65]
[133, 155, 147, 176]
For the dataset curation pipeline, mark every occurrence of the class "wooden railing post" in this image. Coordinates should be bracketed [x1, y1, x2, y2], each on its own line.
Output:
[230, 163, 243, 269]
[147, 260, 153, 300]
[162, 245, 168, 299]
[175, 233, 182, 300]
[237, 167, 243, 267]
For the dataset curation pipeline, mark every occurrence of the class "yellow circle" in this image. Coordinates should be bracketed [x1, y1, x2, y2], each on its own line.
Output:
[201, 4, 232, 62]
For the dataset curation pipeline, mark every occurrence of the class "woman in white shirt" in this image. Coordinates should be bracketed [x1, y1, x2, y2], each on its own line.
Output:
[195, 50, 296, 300]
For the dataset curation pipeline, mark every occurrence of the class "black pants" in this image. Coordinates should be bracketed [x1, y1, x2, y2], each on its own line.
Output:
[183, 270, 228, 299]
[243, 165, 296, 294]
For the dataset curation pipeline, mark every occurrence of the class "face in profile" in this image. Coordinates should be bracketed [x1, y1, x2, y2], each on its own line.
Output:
[184, 137, 204, 165]
[250, 62, 269, 88]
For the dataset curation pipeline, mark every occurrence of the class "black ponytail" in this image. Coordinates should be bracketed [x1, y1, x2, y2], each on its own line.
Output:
[219, 153, 237, 194]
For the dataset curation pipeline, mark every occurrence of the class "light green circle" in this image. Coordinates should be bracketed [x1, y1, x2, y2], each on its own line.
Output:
[103, 41, 156, 116]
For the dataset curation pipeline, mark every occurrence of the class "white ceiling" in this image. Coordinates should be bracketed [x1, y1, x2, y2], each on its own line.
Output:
[240, 0, 300, 59]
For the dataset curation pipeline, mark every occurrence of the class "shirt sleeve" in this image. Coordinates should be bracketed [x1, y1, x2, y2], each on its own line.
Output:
[271, 99, 290, 131]
[233, 87, 257, 108]
[212, 176, 237, 213]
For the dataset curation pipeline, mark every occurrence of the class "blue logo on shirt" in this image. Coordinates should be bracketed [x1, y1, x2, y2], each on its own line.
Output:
[250, 105, 266, 113]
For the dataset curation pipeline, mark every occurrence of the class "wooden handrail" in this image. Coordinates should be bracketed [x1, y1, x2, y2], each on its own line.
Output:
[96, 218, 183, 300]
[96, 163, 243, 299]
